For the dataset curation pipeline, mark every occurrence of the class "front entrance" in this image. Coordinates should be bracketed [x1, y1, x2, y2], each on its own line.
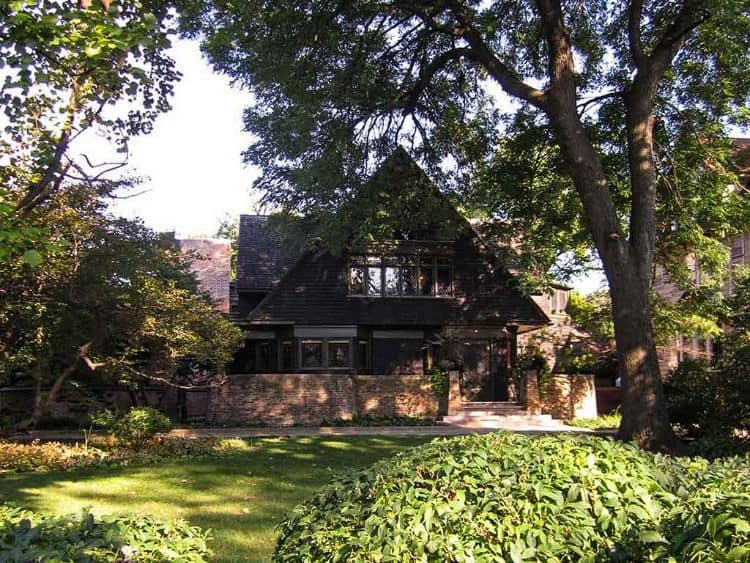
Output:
[460, 339, 511, 402]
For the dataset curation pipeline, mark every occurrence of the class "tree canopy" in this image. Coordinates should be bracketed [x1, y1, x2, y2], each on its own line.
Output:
[181, 0, 750, 448]
[1, 0, 180, 265]
[0, 184, 243, 426]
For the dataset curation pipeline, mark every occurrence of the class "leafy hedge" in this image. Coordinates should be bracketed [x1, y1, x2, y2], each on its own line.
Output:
[568, 411, 621, 430]
[275, 433, 750, 562]
[0, 505, 210, 562]
[0, 437, 246, 473]
[91, 407, 172, 448]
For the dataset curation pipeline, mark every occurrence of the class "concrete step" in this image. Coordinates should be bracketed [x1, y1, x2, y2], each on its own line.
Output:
[442, 413, 555, 425]
[457, 404, 525, 417]
[461, 401, 521, 408]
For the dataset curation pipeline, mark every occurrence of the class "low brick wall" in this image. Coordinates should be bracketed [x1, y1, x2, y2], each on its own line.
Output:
[208, 373, 439, 426]
[538, 373, 597, 421]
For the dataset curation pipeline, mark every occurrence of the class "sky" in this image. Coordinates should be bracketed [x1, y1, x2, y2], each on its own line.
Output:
[106, 39, 262, 237]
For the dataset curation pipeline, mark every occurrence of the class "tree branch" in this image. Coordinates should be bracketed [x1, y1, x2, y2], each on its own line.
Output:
[445, 2, 547, 109]
[398, 47, 471, 113]
[628, 0, 646, 67]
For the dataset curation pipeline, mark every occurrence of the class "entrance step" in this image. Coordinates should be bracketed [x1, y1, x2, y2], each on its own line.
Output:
[442, 401, 557, 428]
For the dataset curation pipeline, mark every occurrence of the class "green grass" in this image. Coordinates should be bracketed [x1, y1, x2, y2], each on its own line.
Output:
[0, 436, 431, 562]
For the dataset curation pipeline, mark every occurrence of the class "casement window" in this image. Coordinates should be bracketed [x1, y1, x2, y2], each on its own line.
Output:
[299, 338, 352, 369]
[327, 340, 351, 368]
[300, 340, 324, 368]
[349, 255, 453, 297]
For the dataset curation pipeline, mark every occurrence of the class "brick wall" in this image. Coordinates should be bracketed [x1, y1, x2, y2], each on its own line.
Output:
[207, 373, 440, 426]
[536, 373, 597, 421]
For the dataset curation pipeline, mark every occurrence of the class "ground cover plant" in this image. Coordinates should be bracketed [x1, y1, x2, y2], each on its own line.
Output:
[275, 433, 750, 562]
[568, 411, 622, 431]
[0, 436, 247, 474]
[0, 505, 210, 562]
[0, 436, 430, 562]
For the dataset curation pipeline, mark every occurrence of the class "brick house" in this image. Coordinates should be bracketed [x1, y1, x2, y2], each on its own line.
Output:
[178, 238, 232, 313]
[229, 149, 551, 403]
[654, 138, 750, 373]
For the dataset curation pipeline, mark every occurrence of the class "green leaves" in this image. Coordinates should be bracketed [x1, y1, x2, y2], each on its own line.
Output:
[274, 433, 750, 561]
[0, 505, 211, 561]
[2, 0, 179, 214]
[21, 249, 41, 267]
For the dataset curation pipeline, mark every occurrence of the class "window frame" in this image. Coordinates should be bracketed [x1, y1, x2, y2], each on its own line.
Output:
[348, 254, 453, 298]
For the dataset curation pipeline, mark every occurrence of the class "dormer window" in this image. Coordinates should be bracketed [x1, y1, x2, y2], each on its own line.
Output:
[349, 255, 453, 297]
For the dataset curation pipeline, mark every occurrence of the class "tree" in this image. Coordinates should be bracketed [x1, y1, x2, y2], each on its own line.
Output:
[181, 0, 750, 449]
[0, 185, 243, 426]
[1, 0, 179, 219]
[215, 214, 238, 280]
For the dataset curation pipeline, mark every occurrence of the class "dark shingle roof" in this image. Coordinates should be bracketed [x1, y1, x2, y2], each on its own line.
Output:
[236, 215, 300, 290]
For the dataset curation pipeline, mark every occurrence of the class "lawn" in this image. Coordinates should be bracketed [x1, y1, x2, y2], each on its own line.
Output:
[0, 436, 432, 562]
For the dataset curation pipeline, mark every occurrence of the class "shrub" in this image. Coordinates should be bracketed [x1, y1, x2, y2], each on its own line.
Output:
[274, 433, 750, 562]
[323, 414, 438, 427]
[91, 407, 172, 448]
[0, 505, 211, 561]
[429, 368, 448, 397]
[0, 440, 111, 472]
[568, 410, 621, 430]
[664, 358, 715, 435]
[665, 352, 750, 438]
[0, 437, 246, 473]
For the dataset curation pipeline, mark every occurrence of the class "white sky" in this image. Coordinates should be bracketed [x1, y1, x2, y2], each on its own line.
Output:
[107, 39, 262, 237]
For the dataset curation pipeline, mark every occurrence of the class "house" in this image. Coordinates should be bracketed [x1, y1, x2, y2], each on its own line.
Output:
[229, 149, 551, 404]
[178, 238, 232, 313]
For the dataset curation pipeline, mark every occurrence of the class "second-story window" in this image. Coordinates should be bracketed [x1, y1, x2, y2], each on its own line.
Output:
[349, 255, 453, 297]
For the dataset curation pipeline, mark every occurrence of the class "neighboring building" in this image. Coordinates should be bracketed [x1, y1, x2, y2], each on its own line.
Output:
[178, 238, 232, 313]
[230, 149, 551, 402]
[520, 283, 588, 373]
[654, 138, 750, 373]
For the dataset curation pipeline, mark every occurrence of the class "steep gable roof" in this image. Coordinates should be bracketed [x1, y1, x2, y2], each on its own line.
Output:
[236, 215, 300, 290]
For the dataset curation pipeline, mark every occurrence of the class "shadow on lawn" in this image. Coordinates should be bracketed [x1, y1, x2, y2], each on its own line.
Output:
[0, 436, 433, 563]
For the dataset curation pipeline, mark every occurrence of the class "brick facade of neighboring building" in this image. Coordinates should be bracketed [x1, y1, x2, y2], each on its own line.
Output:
[178, 238, 232, 313]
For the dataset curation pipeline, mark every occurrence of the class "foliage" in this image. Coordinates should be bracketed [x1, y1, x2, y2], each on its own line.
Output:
[274, 432, 750, 562]
[429, 367, 449, 397]
[568, 411, 622, 430]
[0, 440, 111, 473]
[215, 215, 238, 280]
[0, 184, 244, 424]
[687, 434, 750, 460]
[323, 415, 438, 427]
[0, 436, 430, 563]
[664, 358, 716, 435]
[568, 291, 615, 344]
[665, 269, 750, 438]
[91, 407, 172, 448]
[1, 0, 179, 218]
[0, 436, 246, 474]
[0, 505, 210, 562]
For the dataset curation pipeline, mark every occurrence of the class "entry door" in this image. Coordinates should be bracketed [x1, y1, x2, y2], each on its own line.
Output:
[461, 340, 493, 401]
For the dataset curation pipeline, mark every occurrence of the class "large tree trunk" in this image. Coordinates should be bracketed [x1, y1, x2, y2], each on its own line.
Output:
[542, 91, 678, 450]
[607, 262, 677, 450]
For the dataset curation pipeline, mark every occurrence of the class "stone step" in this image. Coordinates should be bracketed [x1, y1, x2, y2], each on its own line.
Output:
[442, 413, 555, 425]
[461, 401, 522, 410]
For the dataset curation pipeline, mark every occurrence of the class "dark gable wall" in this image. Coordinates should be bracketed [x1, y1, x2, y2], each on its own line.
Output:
[249, 229, 546, 327]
